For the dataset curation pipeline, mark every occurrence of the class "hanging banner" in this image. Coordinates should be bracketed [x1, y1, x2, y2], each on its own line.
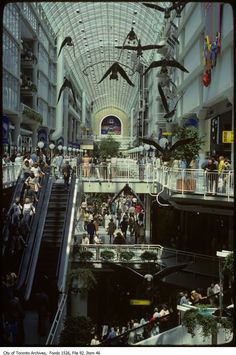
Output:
[2, 115, 10, 145]
[37, 127, 48, 147]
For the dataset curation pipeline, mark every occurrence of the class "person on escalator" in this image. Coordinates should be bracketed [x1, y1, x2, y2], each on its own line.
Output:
[21, 197, 35, 232]
[62, 161, 72, 190]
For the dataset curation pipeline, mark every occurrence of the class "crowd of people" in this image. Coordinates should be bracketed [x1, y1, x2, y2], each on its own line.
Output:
[78, 193, 146, 245]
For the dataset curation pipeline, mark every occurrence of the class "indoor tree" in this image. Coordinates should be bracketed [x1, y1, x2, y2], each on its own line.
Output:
[97, 135, 120, 158]
[172, 126, 204, 168]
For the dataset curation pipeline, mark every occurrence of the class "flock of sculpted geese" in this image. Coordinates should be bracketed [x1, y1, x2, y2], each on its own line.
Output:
[57, 2, 194, 158]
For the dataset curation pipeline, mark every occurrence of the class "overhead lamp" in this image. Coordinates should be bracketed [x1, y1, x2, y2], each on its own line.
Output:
[37, 141, 44, 149]
[49, 143, 55, 150]
[132, 21, 136, 25]
[58, 144, 63, 151]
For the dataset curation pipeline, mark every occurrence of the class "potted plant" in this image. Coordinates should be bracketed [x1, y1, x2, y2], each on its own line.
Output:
[100, 249, 115, 260]
[140, 250, 157, 261]
[120, 250, 135, 261]
[173, 126, 204, 192]
[79, 249, 94, 261]
[59, 316, 93, 345]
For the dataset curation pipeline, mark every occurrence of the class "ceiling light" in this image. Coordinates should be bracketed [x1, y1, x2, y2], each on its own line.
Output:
[81, 29, 85, 32]
[79, 20, 83, 23]
[132, 21, 136, 24]
[134, 10, 137, 15]
[76, 10, 80, 13]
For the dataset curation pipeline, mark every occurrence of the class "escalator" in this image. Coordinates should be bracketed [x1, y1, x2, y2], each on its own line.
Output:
[34, 183, 70, 279]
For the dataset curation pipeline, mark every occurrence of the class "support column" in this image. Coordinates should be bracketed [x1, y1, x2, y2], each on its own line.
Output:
[130, 107, 134, 146]
[12, 119, 21, 146]
[51, 35, 64, 141]
[82, 91, 86, 125]
[70, 290, 88, 317]
[145, 194, 151, 244]
[63, 90, 69, 147]
[32, 125, 38, 150]
[32, 39, 38, 110]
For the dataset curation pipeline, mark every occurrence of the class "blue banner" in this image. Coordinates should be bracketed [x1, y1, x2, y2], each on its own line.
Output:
[37, 127, 48, 147]
[2, 115, 10, 144]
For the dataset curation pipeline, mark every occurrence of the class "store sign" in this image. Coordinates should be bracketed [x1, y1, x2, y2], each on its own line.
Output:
[222, 131, 234, 143]
[130, 299, 151, 306]
[162, 132, 172, 136]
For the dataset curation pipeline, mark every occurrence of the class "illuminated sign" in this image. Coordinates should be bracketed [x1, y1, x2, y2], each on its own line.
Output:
[162, 132, 172, 136]
[130, 299, 151, 306]
[222, 131, 234, 143]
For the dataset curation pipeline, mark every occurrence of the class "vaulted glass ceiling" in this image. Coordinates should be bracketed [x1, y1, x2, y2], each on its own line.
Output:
[41, 2, 169, 115]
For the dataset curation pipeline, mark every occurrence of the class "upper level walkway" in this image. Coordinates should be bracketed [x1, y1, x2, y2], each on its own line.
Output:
[2, 161, 234, 201]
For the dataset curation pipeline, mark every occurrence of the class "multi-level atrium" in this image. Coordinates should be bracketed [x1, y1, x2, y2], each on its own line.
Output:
[2, 2, 234, 347]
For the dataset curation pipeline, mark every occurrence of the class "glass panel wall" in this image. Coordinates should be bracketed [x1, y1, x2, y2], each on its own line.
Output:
[38, 44, 49, 77]
[3, 3, 20, 41]
[38, 98, 48, 125]
[3, 31, 20, 77]
[38, 72, 49, 102]
[3, 70, 19, 112]
[22, 3, 37, 32]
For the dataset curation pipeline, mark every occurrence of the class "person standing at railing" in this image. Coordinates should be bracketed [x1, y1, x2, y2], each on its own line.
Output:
[137, 154, 145, 181]
[82, 153, 91, 178]
[217, 156, 225, 193]
[202, 157, 218, 195]
[87, 219, 96, 244]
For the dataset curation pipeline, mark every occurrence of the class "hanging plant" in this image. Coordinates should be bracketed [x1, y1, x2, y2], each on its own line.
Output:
[120, 250, 135, 261]
[100, 249, 115, 260]
[70, 269, 97, 297]
[140, 250, 157, 261]
[182, 308, 233, 341]
[223, 252, 234, 276]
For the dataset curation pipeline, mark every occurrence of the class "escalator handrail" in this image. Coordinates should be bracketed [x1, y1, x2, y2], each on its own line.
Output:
[16, 173, 51, 293]
[56, 172, 77, 292]
[23, 177, 53, 301]
[100, 310, 177, 346]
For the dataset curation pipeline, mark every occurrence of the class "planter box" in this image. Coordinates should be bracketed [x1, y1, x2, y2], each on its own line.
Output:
[176, 179, 196, 192]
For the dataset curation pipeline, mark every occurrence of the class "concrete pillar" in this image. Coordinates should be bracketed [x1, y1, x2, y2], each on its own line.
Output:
[70, 290, 88, 317]
[51, 35, 64, 141]
[63, 90, 69, 147]
[12, 119, 21, 146]
[32, 39, 38, 110]
[32, 125, 38, 150]
[130, 107, 134, 146]
[145, 194, 151, 244]
[82, 91, 86, 125]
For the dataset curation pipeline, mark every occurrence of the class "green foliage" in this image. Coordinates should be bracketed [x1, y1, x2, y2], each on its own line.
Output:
[59, 316, 93, 345]
[172, 126, 204, 167]
[140, 250, 157, 261]
[70, 269, 97, 297]
[23, 106, 43, 124]
[100, 249, 115, 260]
[223, 252, 234, 275]
[79, 250, 94, 261]
[120, 250, 135, 261]
[183, 308, 233, 340]
[97, 136, 120, 158]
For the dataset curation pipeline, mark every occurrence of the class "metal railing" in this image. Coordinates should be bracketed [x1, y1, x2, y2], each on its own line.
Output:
[46, 293, 68, 345]
[2, 163, 22, 187]
[2, 161, 234, 200]
[71, 244, 219, 278]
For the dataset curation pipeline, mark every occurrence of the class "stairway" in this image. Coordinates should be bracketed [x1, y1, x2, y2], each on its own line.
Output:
[34, 183, 69, 279]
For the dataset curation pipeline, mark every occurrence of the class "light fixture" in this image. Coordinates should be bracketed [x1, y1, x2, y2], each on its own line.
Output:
[58, 144, 63, 151]
[68, 147, 72, 152]
[49, 143, 55, 150]
[62, 145, 67, 151]
[37, 141, 44, 149]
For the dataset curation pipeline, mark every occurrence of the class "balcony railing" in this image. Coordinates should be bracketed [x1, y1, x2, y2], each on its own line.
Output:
[2, 159, 234, 200]
[71, 244, 219, 278]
